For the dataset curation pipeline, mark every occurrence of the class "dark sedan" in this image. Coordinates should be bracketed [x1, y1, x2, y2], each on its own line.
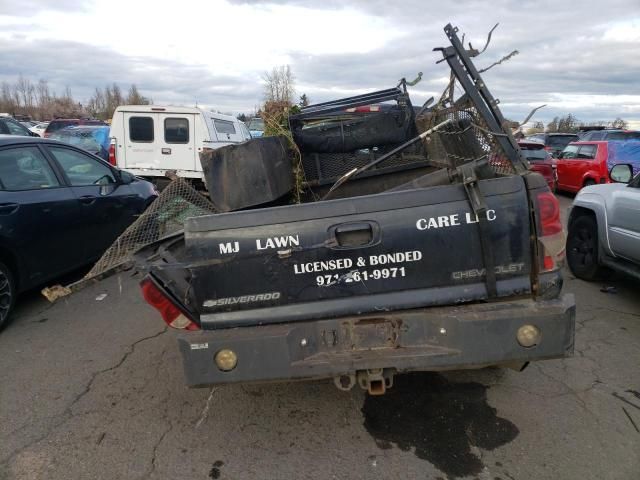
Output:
[0, 136, 157, 328]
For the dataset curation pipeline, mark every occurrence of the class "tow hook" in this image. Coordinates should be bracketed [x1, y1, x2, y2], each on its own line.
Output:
[334, 369, 395, 395]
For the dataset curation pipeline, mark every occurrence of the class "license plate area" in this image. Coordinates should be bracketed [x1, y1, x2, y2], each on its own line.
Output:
[349, 318, 402, 349]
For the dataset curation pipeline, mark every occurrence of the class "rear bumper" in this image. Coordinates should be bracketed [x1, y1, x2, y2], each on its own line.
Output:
[121, 167, 204, 179]
[177, 294, 575, 387]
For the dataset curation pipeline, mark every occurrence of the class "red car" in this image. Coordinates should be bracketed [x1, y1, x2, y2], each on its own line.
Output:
[518, 141, 556, 191]
[556, 141, 614, 193]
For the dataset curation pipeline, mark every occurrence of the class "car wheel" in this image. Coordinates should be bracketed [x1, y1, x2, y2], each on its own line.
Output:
[0, 262, 15, 330]
[566, 215, 608, 281]
[583, 179, 596, 188]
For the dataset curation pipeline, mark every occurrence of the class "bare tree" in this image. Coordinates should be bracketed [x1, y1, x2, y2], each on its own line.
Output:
[36, 79, 50, 108]
[87, 87, 107, 119]
[557, 113, 580, 133]
[15, 75, 36, 112]
[0, 81, 17, 113]
[0, 75, 143, 120]
[611, 117, 628, 129]
[63, 86, 73, 101]
[262, 65, 295, 104]
[126, 84, 151, 105]
[525, 121, 545, 135]
[11, 83, 20, 110]
[104, 83, 124, 119]
[127, 84, 142, 104]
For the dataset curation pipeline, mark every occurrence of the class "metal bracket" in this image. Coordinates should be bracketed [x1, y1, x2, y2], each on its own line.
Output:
[458, 163, 498, 299]
[438, 24, 528, 174]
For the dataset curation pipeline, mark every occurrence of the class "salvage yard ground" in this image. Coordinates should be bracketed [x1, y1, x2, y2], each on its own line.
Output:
[0, 195, 639, 480]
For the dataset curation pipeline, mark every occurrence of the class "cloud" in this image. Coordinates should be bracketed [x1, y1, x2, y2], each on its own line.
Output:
[0, 39, 261, 112]
[0, 0, 89, 16]
[227, 0, 640, 122]
[0, 0, 638, 124]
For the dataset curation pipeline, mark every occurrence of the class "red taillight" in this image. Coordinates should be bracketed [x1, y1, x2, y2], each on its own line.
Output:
[538, 192, 562, 235]
[536, 191, 565, 272]
[140, 277, 199, 330]
[108, 141, 116, 166]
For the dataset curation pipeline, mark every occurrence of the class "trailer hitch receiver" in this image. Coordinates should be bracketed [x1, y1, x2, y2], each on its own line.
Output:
[357, 369, 395, 395]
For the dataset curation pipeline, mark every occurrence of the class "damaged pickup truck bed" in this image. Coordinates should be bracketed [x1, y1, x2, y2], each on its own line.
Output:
[135, 24, 575, 394]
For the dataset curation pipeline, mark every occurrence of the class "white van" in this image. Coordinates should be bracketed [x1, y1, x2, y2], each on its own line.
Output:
[109, 105, 251, 181]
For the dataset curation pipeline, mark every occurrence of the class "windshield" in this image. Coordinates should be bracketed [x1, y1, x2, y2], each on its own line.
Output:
[248, 118, 264, 131]
[520, 148, 548, 162]
[548, 135, 578, 148]
[48, 120, 77, 132]
[51, 127, 108, 152]
[607, 131, 640, 140]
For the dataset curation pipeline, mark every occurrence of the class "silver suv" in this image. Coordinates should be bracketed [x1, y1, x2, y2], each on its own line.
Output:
[567, 164, 640, 280]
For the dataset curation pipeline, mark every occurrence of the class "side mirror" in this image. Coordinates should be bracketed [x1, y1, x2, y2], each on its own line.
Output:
[609, 164, 633, 184]
[119, 170, 135, 185]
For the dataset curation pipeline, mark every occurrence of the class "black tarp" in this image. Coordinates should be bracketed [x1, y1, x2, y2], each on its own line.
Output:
[293, 110, 414, 153]
[200, 136, 293, 212]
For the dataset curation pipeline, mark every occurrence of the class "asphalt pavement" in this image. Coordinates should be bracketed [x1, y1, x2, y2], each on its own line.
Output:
[1, 194, 639, 480]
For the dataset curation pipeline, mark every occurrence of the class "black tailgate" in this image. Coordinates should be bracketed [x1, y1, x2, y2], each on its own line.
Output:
[182, 175, 532, 329]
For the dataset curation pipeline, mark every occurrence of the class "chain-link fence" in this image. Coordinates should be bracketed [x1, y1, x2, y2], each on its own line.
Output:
[85, 177, 216, 279]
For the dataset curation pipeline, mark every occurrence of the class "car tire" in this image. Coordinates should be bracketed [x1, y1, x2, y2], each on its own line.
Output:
[583, 179, 596, 188]
[567, 215, 608, 281]
[0, 262, 15, 330]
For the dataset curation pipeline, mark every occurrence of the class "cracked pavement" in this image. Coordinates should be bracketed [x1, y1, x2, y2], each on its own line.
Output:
[1, 195, 639, 480]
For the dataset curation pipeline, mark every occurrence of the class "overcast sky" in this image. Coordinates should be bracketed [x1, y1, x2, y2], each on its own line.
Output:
[1, 0, 639, 126]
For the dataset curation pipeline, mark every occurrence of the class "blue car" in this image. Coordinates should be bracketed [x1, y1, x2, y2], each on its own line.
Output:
[248, 118, 264, 138]
[49, 125, 111, 162]
[0, 136, 157, 329]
